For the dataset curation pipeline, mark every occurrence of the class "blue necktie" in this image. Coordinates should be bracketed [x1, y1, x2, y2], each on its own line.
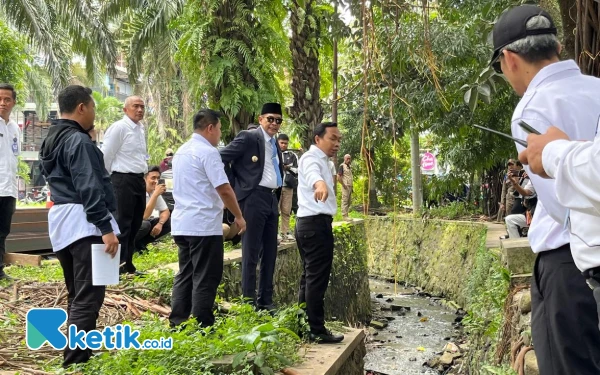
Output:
[270, 138, 282, 187]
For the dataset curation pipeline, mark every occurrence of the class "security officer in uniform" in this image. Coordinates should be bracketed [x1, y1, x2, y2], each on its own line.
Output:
[490, 5, 600, 373]
[337, 154, 353, 219]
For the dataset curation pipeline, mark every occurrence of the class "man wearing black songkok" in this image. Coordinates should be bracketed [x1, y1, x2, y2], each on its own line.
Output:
[220, 103, 284, 312]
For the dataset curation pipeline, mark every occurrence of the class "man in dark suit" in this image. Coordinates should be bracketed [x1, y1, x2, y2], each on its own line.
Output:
[220, 103, 284, 312]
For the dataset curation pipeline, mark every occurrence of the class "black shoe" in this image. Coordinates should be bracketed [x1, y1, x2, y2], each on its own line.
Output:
[308, 330, 344, 344]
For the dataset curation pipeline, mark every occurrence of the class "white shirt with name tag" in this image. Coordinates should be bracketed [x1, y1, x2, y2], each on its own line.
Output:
[0, 117, 20, 198]
[297, 145, 337, 217]
[102, 116, 148, 174]
[510, 60, 600, 271]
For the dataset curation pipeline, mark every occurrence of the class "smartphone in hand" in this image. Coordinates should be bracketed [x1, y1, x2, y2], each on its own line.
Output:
[158, 178, 165, 185]
[518, 121, 541, 135]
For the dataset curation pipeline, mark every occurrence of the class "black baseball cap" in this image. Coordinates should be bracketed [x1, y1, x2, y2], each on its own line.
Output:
[490, 5, 557, 66]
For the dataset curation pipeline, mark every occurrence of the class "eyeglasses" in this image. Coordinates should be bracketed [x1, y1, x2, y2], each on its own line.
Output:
[266, 116, 283, 125]
[491, 51, 504, 74]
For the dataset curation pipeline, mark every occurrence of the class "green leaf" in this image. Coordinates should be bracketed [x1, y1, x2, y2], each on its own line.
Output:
[254, 323, 275, 333]
[273, 354, 293, 366]
[468, 88, 479, 112]
[260, 366, 275, 375]
[232, 351, 248, 369]
[238, 331, 261, 345]
[477, 67, 495, 84]
[254, 353, 265, 368]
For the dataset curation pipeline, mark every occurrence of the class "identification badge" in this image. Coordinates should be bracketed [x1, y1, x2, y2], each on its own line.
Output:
[145, 154, 150, 161]
[12, 137, 18, 156]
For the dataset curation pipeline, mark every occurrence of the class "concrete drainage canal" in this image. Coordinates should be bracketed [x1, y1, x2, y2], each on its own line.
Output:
[363, 278, 467, 375]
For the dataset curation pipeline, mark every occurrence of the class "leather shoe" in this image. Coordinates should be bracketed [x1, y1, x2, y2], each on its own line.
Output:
[308, 330, 344, 344]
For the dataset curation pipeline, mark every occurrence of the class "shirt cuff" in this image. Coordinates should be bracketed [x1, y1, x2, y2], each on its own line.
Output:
[542, 139, 574, 179]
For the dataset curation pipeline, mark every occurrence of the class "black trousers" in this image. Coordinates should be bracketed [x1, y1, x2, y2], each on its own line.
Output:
[295, 214, 334, 334]
[239, 189, 279, 307]
[169, 235, 223, 328]
[111, 173, 145, 273]
[134, 217, 171, 251]
[56, 236, 105, 368]
[531, 245, 600, 375]
[0, 196, 16, 272]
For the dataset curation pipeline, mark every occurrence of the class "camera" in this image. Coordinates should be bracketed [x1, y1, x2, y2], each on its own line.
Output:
[158, 178, 165, 185]
[509, 169, 524, 178]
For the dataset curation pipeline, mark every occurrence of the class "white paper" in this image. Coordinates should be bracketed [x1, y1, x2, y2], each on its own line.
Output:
[91, 244, 121, 286]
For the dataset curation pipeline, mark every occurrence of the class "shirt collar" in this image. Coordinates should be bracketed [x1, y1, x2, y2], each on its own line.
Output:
[192, 132, 214, 147]
[258, 126, 273, 142]
[123, 115, 141, 130]
[309, 145, 328, 159]
[526, 60, 580, 94]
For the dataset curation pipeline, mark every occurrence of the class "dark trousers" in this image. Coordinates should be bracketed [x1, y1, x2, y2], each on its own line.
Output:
[295, 214, 334, 334]
[111, 173, 145, 273]
[56, 236, 105, 368]
[531, 245, 600, 375]
[0, 196, 16, 273]
[170, 235, 223, 327]
[239, 189, 279, 307]
[134, 217, 171, 251]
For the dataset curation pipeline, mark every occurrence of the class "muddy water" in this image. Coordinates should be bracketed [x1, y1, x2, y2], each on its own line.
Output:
[364, 278, 459, 375]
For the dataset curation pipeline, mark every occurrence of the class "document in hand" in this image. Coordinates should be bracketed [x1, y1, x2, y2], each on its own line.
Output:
[91, 244, 121, 286]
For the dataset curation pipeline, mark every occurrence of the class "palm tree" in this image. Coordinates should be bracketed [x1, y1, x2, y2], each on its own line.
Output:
[0, 0, 119, 89]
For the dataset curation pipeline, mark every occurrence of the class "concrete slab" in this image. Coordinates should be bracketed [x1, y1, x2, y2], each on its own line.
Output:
[281, 328, 365, 375]
[501, 239, 536, 275]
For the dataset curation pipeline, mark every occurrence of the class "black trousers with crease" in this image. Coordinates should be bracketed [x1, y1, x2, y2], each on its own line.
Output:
[295, 214, 334, 334]
[111, 173, 145, 273]
[56, 236, 105, 367]
[531, 245, 600, 375]
[169, 235, 224, 328]
[0, 196, 16, 272]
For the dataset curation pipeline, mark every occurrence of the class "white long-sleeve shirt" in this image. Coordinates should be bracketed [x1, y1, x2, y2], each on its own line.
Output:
[101, 116, 148, 174]
[0, 117, 20, 198]
[510, 60, 600, 271]
[543, 135, 600, 216]
[297, 145, 337, 217]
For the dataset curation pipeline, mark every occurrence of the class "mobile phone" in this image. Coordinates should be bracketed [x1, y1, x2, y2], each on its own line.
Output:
[158, 178, 165, 185]
[518, 121, 541, 135]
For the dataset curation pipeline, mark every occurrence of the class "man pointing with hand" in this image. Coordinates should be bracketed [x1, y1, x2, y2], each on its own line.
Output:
[295, 122, 344, 344]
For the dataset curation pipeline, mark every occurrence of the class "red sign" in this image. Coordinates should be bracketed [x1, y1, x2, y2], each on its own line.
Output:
[421, 152, 436, 171]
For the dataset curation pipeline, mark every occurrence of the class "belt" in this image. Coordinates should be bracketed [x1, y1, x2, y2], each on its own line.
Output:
[584, 267, 600, 289]
[256, 186, 279, 195]
[298, 214, 333, 220]
[112, 172, 144, 178]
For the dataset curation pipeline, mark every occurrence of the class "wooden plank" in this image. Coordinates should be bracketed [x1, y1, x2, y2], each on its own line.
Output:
[4, 253, 42, 267]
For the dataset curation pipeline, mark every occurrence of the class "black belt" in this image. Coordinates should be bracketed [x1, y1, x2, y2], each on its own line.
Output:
[112, 172, 144, 178]
[298, 214, 333, 220]
[256, 186, 279, 195]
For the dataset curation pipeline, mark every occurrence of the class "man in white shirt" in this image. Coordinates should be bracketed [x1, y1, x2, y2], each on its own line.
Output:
[520, 125, 600, 332]
[490, 5, 600, 373]
[0, 84, 20, 281]
[134, 165, 171, 252]
[169, 109, 245, 329]
[39, 85, 120, 367]
[504, 172, 535, 238]
[220, 103, 284, 312]
[102, 96, 148, 275]
[296, 122, 344, 344]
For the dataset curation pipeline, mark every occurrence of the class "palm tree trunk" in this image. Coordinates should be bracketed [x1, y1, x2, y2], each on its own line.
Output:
[289, 0, 324, 150]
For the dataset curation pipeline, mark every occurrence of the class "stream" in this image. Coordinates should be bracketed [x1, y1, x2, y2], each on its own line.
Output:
[364, 278, 462, 375]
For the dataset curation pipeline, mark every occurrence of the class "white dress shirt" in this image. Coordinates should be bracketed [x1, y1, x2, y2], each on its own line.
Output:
[102, 116, 148, 174]
[510, 60, 600, 270]
[0, 117, 20, 198]
[49, 204, 120, 252]
[258, 126, 279, 189]
[171, 133, 230, 237]
[297, 145, 337, 218]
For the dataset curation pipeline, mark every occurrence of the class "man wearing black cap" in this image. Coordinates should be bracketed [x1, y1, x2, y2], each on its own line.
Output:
[220, 103, 284, 312]
[490, 5, 600, 374]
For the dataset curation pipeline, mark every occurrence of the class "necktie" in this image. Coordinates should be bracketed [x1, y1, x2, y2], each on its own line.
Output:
[270, 138, 282, 187]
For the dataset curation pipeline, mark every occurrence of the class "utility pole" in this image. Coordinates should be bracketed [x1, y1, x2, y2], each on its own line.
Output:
[410, 128, 422, 213]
